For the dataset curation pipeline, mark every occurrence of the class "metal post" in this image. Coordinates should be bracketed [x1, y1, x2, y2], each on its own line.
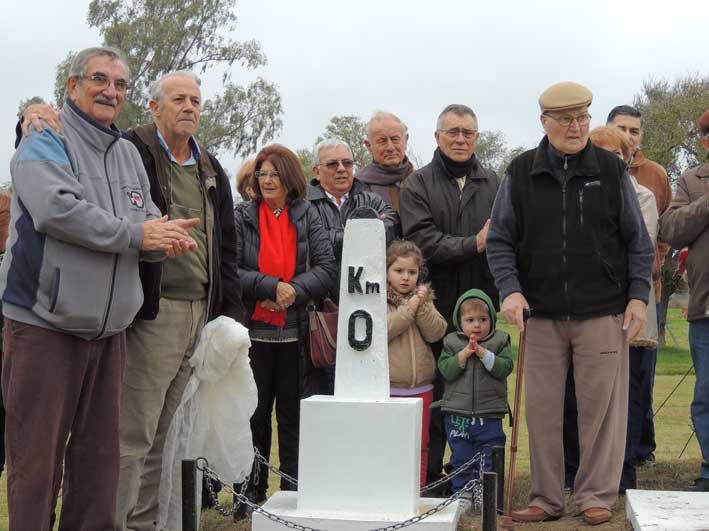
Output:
[492, 446, 505, 514]
[182, 459, 198, 531]
[483, 472, 498, 531]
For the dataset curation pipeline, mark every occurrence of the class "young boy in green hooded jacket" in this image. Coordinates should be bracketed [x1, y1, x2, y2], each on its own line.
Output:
[438, 288, 513, 494]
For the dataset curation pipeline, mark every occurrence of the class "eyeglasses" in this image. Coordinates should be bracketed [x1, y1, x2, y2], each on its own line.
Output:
[544, 112, 592, 127]
[438, 128, 478, 140]
[319, 159, 354, 170]
[255, 171, 281, 180]
[79, 72, 129, 93]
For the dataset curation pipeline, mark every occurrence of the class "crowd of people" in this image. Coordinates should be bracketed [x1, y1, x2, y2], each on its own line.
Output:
[0, 45, 707, 530]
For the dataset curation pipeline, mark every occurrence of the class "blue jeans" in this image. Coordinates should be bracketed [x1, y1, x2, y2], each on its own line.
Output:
[621, 346, 657, 489]
[689, 318, 709, 479]
[444, 415, 505, 492]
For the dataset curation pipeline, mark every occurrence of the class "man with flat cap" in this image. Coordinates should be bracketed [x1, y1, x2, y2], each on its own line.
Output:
[487, 82, 653, 525]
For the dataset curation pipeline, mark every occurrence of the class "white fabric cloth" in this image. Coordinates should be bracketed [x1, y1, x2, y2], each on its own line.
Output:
[157, 316, 257, 530]
[630, 176, 659, 348]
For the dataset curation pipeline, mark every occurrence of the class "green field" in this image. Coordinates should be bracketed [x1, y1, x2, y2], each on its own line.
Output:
[0, 310, 701, 530]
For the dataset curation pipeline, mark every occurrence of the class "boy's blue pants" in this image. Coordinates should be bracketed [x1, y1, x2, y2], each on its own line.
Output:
[445, 414, 506, 492]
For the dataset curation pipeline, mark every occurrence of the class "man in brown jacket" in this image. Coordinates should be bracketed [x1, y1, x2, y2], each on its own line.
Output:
[607, 105, 672, 473]
[659, 110, 709, 492]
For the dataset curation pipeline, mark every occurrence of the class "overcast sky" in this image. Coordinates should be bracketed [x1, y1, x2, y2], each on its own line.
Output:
[1, 0, 705, 180]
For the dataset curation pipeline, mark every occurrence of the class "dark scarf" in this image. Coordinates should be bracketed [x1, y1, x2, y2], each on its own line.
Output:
[434, 148, 476, 179]
[356, 158, 413, 207]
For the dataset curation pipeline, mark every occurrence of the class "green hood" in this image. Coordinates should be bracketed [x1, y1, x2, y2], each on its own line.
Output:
[452, 288, 497, 340]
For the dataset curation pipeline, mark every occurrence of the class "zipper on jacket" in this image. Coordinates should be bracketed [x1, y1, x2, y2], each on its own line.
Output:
[96, 137, 120, 340]
[579, 189, 584, 227]
[408, 328, 417, 387]
[561, 178, 571, 321]
[201, 177, 213, 325]
[472, 355, 479, 414]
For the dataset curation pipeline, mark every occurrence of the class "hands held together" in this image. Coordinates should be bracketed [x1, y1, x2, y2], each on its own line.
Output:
[406, 285, 429, 313]
[142, 216, 199, 257]
[258, 282, 297, 313]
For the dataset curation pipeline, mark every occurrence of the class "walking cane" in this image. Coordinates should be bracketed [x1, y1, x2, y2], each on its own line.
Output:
[501, 308, 530, 530]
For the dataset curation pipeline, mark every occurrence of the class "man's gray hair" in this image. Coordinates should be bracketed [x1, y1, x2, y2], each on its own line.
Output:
[148, 70, 202, 105]
[68, 46, 130, 80]
[366, 111, 408, 140]
[312, 138, 353, 167]
[436, 104, 477, 130]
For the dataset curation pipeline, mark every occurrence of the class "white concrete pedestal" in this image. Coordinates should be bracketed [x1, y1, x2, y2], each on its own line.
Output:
[252, 396, 461, 530]
[252, 491, 462, 531]
[626, 489, 709, 530]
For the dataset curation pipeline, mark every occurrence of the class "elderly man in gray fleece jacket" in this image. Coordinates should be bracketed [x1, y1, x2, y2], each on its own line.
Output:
[0, 47, 196, 531]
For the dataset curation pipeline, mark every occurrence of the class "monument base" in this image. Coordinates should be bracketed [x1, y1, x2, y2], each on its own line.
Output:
[252, 491, 463, 531]
[626, 489, 709, 530]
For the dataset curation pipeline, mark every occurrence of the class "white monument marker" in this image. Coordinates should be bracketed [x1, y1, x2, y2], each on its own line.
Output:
[253, 218, 462, 530]
[626, 489, 709, 530]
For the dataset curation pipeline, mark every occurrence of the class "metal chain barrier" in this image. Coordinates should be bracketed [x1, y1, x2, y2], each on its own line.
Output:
[254, 447, 299, 487]
[198, 458, 326, 531]
[196, 451, 486, 531]
[420, 452, 484, 495]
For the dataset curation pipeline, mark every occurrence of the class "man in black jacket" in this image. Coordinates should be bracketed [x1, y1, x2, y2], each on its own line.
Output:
[308, 138, 400, 275]
[487, 82, 653, 525]
[308, 138, 399, 393]
[399, 104, 500, 490]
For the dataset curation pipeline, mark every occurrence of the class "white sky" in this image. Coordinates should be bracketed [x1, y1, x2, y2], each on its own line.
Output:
[1, 0, 705, 180]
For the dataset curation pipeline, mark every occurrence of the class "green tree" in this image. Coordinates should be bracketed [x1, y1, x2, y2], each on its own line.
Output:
[295, 148, 314, 181]
[17, 97, 47, 120]
[317, 115, 371, 171]
[51, 0, 283, 157]
[633, 74, 709, 180]
[476, 130, 526, 175]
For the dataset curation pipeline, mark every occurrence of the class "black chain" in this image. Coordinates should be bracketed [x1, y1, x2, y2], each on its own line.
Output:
[420, 452, 484, 494]
[196, 457, 484, 531]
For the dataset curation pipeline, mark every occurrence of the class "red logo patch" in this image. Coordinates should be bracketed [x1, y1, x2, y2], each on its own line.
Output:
[127, 190, 144, 209]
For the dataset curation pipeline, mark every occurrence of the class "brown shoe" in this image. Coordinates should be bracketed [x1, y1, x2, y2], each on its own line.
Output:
[583, 507, 611, 525]
[511, 506, 559, 522]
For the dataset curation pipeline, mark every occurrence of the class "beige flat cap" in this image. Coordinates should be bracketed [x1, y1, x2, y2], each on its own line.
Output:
[539, 82, 593, 112]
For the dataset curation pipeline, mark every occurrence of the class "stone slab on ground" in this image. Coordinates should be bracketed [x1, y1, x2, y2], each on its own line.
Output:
[626, 489, 709, 530]
[252, 491, 463, 531]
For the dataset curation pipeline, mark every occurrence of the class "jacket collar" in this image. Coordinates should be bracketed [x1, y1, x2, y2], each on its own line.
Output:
[243, 198, 308, 228]
[530, 136, 600, 179]
[307, 177, 365, 201]
[696, 162, 709, 178]
[132, 123, 217, 182]
[432, 149, 483, 180]
[61, 99, 122, 151]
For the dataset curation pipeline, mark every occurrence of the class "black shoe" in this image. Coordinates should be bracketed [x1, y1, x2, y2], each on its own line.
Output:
[635, 453, 656, 468]
[689, 477, 709, 492]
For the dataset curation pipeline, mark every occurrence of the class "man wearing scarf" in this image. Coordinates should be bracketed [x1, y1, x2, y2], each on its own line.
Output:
[355, 111, 414, 213]
[399, 104, 500, 492]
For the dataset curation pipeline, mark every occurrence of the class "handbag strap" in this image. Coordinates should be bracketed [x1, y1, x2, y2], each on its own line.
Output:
[315, 311, 336, 348]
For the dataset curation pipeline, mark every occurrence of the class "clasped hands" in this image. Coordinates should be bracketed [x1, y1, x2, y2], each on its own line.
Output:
[142, 216, 199, 257]
[258, 282, 296, 313]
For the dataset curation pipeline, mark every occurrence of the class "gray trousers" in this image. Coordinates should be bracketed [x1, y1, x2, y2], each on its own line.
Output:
[525, 315, 629, 516]
[115, 298, 206, 531]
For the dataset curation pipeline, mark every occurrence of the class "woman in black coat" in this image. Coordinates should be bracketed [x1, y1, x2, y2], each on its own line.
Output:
[234, 144, 336, 506]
